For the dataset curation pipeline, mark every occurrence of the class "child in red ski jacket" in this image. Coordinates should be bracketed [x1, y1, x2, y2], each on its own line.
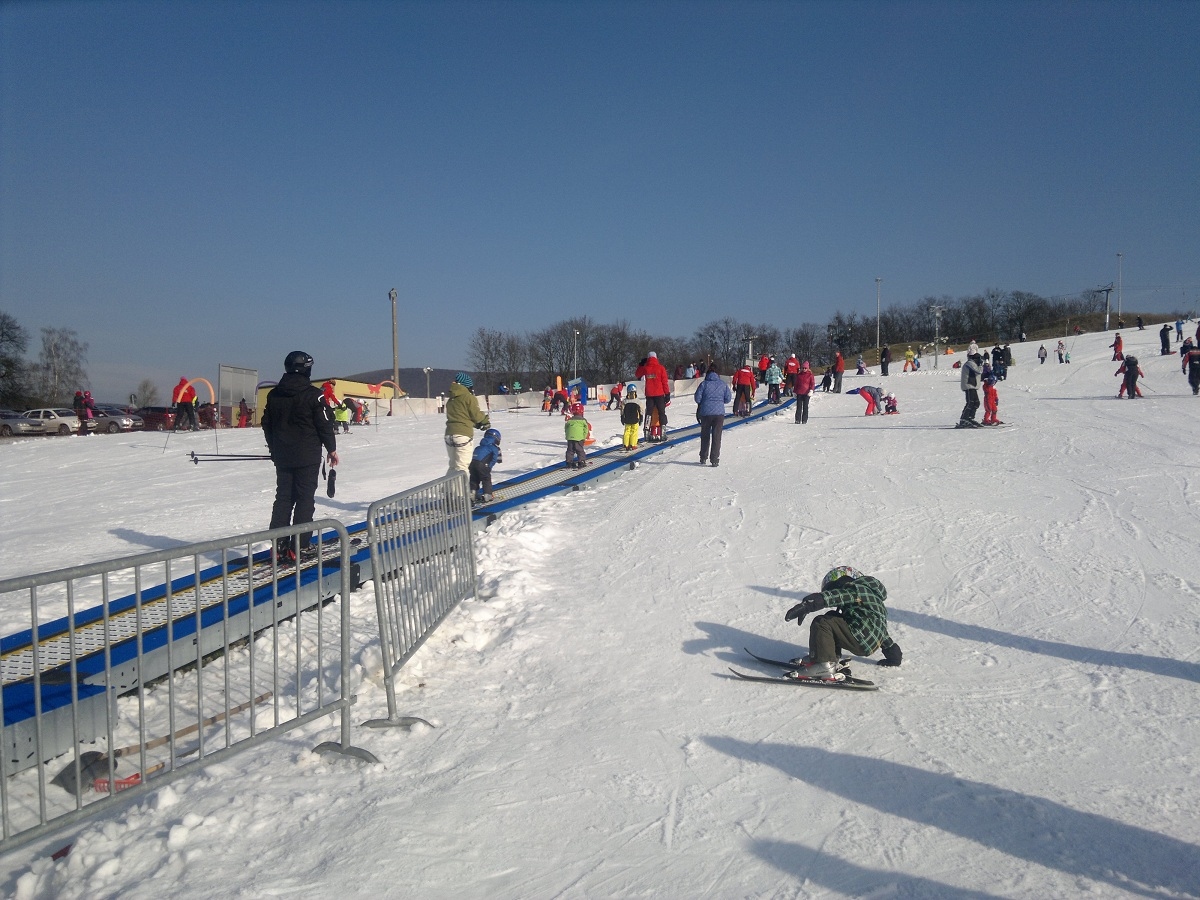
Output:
[982, 376, 1002, 425]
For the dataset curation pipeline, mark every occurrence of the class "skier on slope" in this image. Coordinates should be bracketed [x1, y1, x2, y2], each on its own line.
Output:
[1182, 341, 1200, 395]
[957, 353, 984, 427]
[783, 566, 903, 681]
[1115, 355, 1144, 399]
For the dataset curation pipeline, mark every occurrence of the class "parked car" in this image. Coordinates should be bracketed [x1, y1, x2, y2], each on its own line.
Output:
[134, 406, 176, 431]
[22, 408, 82, 435]
[92, 407, 143, 433]
[0, 409, 46, 436]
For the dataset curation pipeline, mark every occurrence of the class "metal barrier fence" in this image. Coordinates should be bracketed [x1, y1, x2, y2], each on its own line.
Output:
[364, 473, 477, 729]
[0, 520, 375, 854]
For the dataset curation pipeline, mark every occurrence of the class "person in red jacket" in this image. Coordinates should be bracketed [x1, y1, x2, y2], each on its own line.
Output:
[757, 354, 770, 385]
[794, 361, 816, 424]
[635, 351, 671, 440]
[783, 354, 800, 396]
[172, 377, 199, 431]
[1109, 333, 1123, 362]
[732, 362, 757, 417]
[832, 351, 845, 393]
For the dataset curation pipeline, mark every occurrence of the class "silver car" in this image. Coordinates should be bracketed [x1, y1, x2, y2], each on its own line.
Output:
[0, 409, 46, 436]
[93, 407, 143, 433]
[22, 408, 82, 435]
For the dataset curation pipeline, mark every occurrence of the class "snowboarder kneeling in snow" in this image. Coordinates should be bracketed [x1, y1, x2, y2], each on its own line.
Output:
[783, 566, 903, 681]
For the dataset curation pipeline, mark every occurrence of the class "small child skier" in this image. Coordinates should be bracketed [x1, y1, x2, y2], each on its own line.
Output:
[783, 566, 903, 681]
[620, 386, 643, 450]
[1115, 354, 1144, 398]
[982, 375, 1002, 425]
[565, 402, 590, 468]
[883, 392, 898, 414]
[469, 428, 502, 503]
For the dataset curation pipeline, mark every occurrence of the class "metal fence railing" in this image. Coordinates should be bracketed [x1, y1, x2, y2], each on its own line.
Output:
[364, 474, 477, 729]
[0, 519, 375, 854]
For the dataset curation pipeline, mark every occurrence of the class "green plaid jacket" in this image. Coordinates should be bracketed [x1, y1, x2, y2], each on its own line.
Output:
[820, 575, 895, 654]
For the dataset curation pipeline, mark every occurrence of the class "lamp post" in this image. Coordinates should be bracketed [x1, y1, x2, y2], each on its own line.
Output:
[423, 367, 432, 398]
[389, 288, 399, 412]
[875, 277, 882, 355]
[573, 329, 580, 380]
[929, 305, 944, 370]
[743, 334, 761, 364]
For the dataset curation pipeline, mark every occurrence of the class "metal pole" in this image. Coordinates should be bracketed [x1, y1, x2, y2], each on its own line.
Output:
[423, 367, 432, 399]
[929, 305, 943, 370]
[875, 277, 882, 353]
[573, 330, 579, 380]
[389, 288, 399, 414]
[1117, 253, 1123, 322]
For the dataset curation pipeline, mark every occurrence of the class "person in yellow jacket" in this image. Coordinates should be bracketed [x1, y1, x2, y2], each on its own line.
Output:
[444, 373, 489, 475]
[903, 346, 916, 372]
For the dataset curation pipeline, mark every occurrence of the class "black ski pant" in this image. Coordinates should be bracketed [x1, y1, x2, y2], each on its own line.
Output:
[270, 462, 320, 547]
[698, 415, 724, 464]
[809, 612, 870, 664]
[833, 371, 843, 393]
[1189, 366, 1200, 394]
[794, 395, 810, 424]
[960, 389, 980, 422]
[645, 394, 668, 429]
[469, 459, 493, 496]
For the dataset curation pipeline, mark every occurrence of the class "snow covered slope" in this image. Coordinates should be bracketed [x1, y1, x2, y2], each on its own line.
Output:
[2, 327, 1198, 898]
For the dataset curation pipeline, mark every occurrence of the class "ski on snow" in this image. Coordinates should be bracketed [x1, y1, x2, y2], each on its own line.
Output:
[733, 647, 878, 690]
[727, 667, 878, 690]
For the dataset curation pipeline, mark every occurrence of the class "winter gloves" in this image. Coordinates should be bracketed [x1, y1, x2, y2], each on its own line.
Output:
[879, 642, 903, 667]
[784, 593, 825, 627]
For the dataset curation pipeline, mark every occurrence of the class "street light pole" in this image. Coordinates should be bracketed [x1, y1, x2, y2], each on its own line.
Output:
[929, 305, 944, 370]
[573, 330, 579, 380]
[389, 288, 399, 411]
[423, 366, 432, 399]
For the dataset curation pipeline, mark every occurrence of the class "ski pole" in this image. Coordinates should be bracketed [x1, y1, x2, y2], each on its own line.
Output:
[189, 451, 271, 465]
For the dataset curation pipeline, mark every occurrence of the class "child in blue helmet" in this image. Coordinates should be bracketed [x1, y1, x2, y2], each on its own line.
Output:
[470, 428, 503, 503]
[783, 566, 903, 680]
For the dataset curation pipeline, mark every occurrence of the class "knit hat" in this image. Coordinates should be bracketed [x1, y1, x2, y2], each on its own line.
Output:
[801, 361, 810, 370]
[454, 372, 474, 389]
[647, 351, 657, 359]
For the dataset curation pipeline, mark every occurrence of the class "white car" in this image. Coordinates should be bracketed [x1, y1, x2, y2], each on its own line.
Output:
[22, 408, 83, 435]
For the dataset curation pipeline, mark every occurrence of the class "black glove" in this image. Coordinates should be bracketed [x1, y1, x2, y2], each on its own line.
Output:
[878, 642, 902, 667]
[326, 467, 337, 498]
[784, 593, 825, 627]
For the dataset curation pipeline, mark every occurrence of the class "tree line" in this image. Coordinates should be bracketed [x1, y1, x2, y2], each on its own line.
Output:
[469, 286, 1113, 390]
[0, 310, 163, 410]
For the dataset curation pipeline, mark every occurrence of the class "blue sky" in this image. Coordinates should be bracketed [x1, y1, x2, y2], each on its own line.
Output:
[2, 0, 1197, 401]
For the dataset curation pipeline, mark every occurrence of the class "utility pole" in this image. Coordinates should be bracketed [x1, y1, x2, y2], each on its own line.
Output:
[1116, 253, 1123, 322]
[1099, 284, 1114, 331]
[389, 288, 399, 409]
[423, 366, 432, 399]
[875, 277, 882, 355]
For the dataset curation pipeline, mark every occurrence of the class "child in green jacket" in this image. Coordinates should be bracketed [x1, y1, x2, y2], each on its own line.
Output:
[564, 402, 590, 469]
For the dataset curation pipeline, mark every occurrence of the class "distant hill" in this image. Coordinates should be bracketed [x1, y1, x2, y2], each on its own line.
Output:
[341, 367, 478, 398]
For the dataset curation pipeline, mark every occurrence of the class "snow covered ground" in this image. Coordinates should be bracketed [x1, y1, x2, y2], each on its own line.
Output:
[2, 327, 1199, 899]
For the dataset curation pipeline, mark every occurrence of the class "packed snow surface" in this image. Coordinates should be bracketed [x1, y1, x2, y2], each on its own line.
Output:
[2, 328, 1199, 899]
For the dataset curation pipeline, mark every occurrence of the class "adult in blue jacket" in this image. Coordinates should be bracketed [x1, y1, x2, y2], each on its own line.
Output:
[694, 366, 732, 468]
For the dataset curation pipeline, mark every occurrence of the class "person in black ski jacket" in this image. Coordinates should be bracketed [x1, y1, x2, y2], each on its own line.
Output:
[783, 566, 903, 680]
[261, 351, 338, 559]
